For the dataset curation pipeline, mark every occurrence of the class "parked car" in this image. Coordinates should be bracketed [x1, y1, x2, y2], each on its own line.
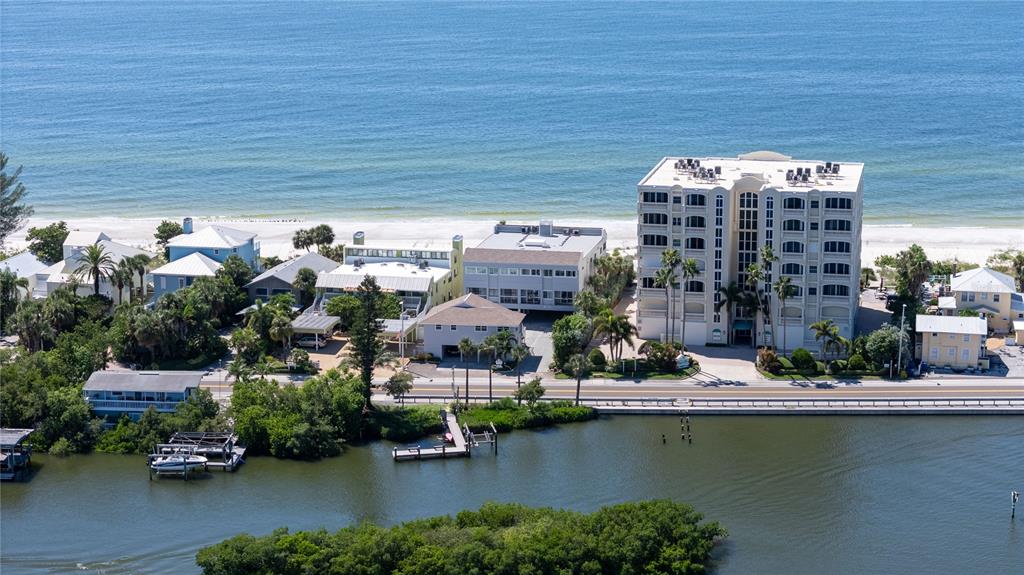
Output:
[295, 335, 321, 348]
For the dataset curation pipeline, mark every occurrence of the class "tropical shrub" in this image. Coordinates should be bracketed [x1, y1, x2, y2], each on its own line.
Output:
[847, 353, 868, 371]
[757, 348, 782, 374]
[790, 348, 815, 371]
[588, 347, 607, 368]
[551, 313, 590, 367]
[644, 341, 682, 372]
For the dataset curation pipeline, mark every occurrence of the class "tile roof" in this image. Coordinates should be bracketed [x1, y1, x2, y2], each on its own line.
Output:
[421, 293, 525, 327]
[951, 267, 1015, 294]
[150, 252, 222, 277]
[167, 225, 256, 249]
[915, 314, 987, 336]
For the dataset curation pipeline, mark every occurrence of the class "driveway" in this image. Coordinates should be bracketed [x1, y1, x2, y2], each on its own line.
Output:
[522, 312, 558, 374]
[684, 345, 762, 383]
[988, 343, 1024, 378]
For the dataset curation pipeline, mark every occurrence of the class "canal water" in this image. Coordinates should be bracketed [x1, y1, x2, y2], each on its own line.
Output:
[2, 416, 1022, 574]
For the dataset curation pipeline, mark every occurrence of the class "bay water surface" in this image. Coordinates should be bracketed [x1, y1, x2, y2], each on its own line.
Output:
[2, 415, 1023, 574]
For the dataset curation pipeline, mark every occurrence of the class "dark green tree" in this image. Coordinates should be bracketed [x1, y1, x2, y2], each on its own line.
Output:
[25, 221, 69, 263]
[0, 152, 34, 249]
[349, 275, 386, 411]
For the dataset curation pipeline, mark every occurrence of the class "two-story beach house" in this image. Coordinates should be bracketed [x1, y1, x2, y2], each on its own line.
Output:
[915, 315, 988, 370]
[417, 293, 526, 358]
[462, 221, 607, 313]
[949, 267, 1017, 333]
[84, 371, 204, 421]
[149, 220, 260, 300]
[245, 251, 339, 304]
[166, 220, 259, 266]
[35, 231, 154, 303]
[636, 151, 864, 350]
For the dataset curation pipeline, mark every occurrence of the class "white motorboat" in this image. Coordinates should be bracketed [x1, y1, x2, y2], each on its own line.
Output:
[149, 454, 207, 473]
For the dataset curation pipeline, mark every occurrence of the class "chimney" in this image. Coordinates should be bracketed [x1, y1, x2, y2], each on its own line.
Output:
[183, 217, 193, 234]
[353, 231, 364, 245]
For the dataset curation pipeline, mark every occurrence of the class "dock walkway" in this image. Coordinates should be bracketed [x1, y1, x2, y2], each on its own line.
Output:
[393, 410, 468, 461]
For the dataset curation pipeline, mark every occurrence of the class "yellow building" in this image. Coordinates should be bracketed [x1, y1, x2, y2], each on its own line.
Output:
[916, 315, 987, 370]
[950, 267, 1016, 333]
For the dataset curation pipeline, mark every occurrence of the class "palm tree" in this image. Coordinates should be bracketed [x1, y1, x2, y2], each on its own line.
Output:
[1, 269, 29, 331]
[269, 313, 294, 351]
[74, 244, 115, 297]
[660, 249, 681, 340]
[42, 287, 77, 334]
[759, 246, 778, 348]
[566, 352, 592, 406]
[112, 259, 135, 304]
[714, 282, 745, 346]
[10, 299, 53, 352]
[677, 258, 699, 349]
[653, 267, 677, 343]
[457, 337, 476, 407]
[128, 254, 151, 301]
[480, 334, 499, 403]
[860, 267, 878, 291]
[745, 263, 765, 348]
[510, 343, 530, 403]
[773, 276, 796, 354]
[593, 308, 638, 365]
[810, 319, 838, 360]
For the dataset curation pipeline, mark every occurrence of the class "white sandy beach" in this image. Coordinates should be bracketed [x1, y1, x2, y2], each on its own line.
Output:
[8, 216, 1024, 268]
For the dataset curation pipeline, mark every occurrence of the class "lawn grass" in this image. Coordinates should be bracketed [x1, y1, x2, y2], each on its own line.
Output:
[364, 404, 445, 442]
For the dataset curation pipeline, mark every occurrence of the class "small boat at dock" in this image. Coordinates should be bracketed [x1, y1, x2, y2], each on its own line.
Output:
[149, 454, 207, 473]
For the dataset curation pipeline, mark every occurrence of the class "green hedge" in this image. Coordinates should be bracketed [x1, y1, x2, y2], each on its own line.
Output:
[460, 398, 596, 432]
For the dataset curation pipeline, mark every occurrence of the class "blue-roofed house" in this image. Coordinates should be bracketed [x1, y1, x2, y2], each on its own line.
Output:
[150, 252, 223, 300]
[166, 224, 259, 267]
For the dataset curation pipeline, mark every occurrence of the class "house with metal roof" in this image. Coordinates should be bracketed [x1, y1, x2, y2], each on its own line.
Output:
[245, 251, 338, 305]
[462, 220, 607, 312]
[167, 221, 260, 267]
[149, 252, 222, 299]
[915, 315, 988, 370]
[1, 428, 35, 481]
[0, 251, 48, 299]
[417, 293, 525, 358]
[39, 234, 154, 303]
[315, 260, 458, 318]
[949, 267, 1017, 332]
[84, 371, 204, 420]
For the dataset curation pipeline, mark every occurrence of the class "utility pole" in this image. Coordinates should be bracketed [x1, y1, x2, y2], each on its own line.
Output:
[895, 303, 907, 379]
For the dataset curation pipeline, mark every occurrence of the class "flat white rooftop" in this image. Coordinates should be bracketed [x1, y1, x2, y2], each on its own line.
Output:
[317, 261, 450, 293]
[639, 150, 864, 193]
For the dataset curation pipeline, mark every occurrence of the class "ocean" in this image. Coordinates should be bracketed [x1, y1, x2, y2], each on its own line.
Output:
[1, 1, 1022, 226]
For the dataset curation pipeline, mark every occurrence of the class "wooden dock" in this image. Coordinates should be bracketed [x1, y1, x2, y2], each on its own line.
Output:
[393, 410, 469, 461]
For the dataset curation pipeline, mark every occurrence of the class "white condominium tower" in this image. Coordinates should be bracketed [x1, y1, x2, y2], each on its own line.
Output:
[636, 151, 863, 352]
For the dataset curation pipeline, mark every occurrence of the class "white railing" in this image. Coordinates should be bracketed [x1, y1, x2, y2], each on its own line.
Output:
[88, 400, 180, 411]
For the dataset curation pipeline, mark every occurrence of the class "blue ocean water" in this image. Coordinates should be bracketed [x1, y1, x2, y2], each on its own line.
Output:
[1, 1, 1022, 225]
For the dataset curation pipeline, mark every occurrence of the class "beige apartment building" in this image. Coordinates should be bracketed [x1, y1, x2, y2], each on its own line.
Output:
[915, 315, 987, 370]
[949, 267, 1017, 333]
[636, 151, 863, 351]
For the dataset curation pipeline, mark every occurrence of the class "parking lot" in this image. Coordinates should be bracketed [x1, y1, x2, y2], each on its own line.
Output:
[988, 343, 1024, 378]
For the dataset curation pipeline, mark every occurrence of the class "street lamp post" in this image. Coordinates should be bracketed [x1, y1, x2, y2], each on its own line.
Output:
[895, 303, 907, 379]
